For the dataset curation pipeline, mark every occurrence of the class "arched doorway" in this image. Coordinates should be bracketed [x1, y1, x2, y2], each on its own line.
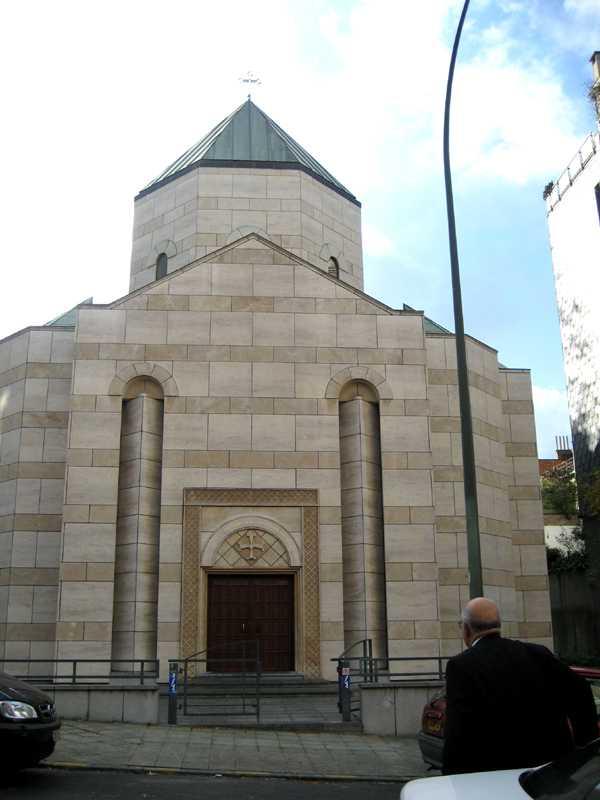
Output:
[206, 528, 294, 672]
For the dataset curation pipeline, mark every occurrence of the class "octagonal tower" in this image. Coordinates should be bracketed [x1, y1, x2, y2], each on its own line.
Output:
[130, 99, 363, 292]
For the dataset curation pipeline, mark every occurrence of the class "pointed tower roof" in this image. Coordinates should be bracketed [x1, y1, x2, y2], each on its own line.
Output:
[137, 98, 358, 204]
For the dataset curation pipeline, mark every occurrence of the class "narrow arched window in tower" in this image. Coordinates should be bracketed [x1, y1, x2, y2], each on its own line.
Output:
[156, 252, 168, 280]
[328, 256, 339, 279]
[112, 377, 164, 672]
[338, 380, 388, 659]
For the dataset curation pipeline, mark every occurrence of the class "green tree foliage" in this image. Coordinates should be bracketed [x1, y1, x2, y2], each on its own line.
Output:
[543, 463, 583, 574]
[578, 469, 600, 586]
[543, 464, 600, 581]
[546, 533, 587, 573]
[541, 464, 578, 517]
[578, 468, 600, 518]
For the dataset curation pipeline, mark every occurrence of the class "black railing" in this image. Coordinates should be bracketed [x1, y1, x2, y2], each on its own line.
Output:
[179, 639, 262, 722]
[0, 659, 159, 685]
[335, 639, 374, 717]
[332, 648, 448, 720]
[337, 638, 375, 680]
[333, 653, 448, 681]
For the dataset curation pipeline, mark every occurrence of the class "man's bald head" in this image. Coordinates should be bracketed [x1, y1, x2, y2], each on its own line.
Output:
[461, 597, 501, 646]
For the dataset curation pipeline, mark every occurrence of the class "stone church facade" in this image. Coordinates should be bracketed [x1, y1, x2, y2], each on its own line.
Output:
[0, 100, 550, 681]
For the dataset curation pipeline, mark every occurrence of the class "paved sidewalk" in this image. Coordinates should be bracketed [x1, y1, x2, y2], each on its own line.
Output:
[48, 721, 432, 782]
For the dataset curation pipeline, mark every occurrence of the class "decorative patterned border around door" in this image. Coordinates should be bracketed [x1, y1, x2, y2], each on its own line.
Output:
[181, 488, 320, 678]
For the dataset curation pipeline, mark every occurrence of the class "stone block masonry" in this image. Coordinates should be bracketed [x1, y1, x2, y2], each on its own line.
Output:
[0, 327, 73, 669]
[130, 168, 363, 294]
[1, 98, 550, 684]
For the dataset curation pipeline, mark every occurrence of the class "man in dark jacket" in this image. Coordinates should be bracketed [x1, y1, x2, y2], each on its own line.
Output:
[442, 597, 597, 775]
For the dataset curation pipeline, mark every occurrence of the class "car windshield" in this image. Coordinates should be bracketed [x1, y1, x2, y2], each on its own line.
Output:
[520, 739, 600, 799]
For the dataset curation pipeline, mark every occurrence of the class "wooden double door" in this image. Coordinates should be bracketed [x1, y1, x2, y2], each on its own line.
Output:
[207, 574, 295, 672]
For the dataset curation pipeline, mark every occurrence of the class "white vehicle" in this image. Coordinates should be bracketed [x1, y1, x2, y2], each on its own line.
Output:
[401, 738, 600, 800]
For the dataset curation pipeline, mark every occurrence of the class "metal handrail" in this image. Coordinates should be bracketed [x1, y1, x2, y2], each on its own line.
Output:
[331, 654, 449, 682]
[0, 658, 159, 685]
[338, 640, 374, 680]
[372, 655, 448, 681]
[182, 638, 261, 663]
[335, 639, 374, 714]
[181, 652, 262, 722]
[337, 638, 373, 660]
[332, 653, 448, 718]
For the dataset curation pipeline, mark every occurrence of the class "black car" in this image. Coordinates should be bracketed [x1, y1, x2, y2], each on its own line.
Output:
[0, 671, 60, 769]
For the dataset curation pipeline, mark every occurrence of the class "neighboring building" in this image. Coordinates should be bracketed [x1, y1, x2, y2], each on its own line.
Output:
[545, 52, 600, 482]
[539, 436, 577, 552]
[538, 435, 573, 478]
[0, 99, 551, 681]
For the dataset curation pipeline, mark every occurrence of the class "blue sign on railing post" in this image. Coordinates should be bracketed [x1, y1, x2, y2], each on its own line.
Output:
[340, 665, 352, 721]
[168, 662, 178, 725]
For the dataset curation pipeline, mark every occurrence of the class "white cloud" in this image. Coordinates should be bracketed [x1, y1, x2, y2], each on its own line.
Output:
[362, 222, 395, 258]
[312, 0, 587, 192]
[0, 0, 593, 341]
[538, 0, 600, 57]
[565, 0, 600, 16]
[0, 0, 309, 339]
[532, 385, 571, 458]
[451, 52, 583, 184]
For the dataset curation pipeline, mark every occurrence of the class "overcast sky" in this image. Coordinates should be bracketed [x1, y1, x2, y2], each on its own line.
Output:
[1, 0, 598, 457]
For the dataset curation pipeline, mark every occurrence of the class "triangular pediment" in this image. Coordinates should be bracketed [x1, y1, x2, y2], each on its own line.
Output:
[110, 233, 396, 315]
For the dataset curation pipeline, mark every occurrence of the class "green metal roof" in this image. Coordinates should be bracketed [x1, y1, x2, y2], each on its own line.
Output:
[138, 98, 358, 204]
[47, 298, 93, 327]
[423, 317, 452, 335]
[402, 304, 452, 335]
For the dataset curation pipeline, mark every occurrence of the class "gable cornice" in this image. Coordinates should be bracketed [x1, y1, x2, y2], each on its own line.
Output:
[107, 232, 420, 318]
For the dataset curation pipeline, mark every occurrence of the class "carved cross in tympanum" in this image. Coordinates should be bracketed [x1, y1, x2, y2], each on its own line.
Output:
[236, 530, 265, 563]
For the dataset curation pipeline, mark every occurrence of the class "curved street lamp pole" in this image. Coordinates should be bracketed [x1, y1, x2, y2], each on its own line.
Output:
[443, 0, 483, 599]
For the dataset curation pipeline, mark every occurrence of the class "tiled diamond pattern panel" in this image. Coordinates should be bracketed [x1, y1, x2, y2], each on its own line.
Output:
[302, 506, 321, 678]
[214, 529, 290, 568]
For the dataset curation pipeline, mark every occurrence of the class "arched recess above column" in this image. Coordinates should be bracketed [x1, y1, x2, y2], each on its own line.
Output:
[319, 242, 343, 263]
[325, 366, 393, 401]
[108, 362, 180, 397]
[153, 239, 177, 258]
[226, 225, 271, 245]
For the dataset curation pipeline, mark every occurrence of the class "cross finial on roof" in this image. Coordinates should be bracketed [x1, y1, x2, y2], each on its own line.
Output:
[240, 70, 261, 99]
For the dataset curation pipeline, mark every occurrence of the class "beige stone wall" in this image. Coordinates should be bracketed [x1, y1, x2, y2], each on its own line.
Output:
[49, 237, 551, 679]
[130, 168, 363, 293]
[501, 369, 552, 648]
[56, 238, 424, 678]
[380, 322, 436, 669]
[427, 335, 517, 655]
[425, 334, 549, 656]
[0, 327, 72, 671]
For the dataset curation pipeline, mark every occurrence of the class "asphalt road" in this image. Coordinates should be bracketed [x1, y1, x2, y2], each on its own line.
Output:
[1, 768, 406, 799]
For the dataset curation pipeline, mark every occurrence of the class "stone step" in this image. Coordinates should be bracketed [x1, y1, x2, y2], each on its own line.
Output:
[175, 718, 362, 733]
[179, 684, 340, 697]
[184, 671, 309, 684]
[158, 687, 358, 729]
[163, 674, 341, 697]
